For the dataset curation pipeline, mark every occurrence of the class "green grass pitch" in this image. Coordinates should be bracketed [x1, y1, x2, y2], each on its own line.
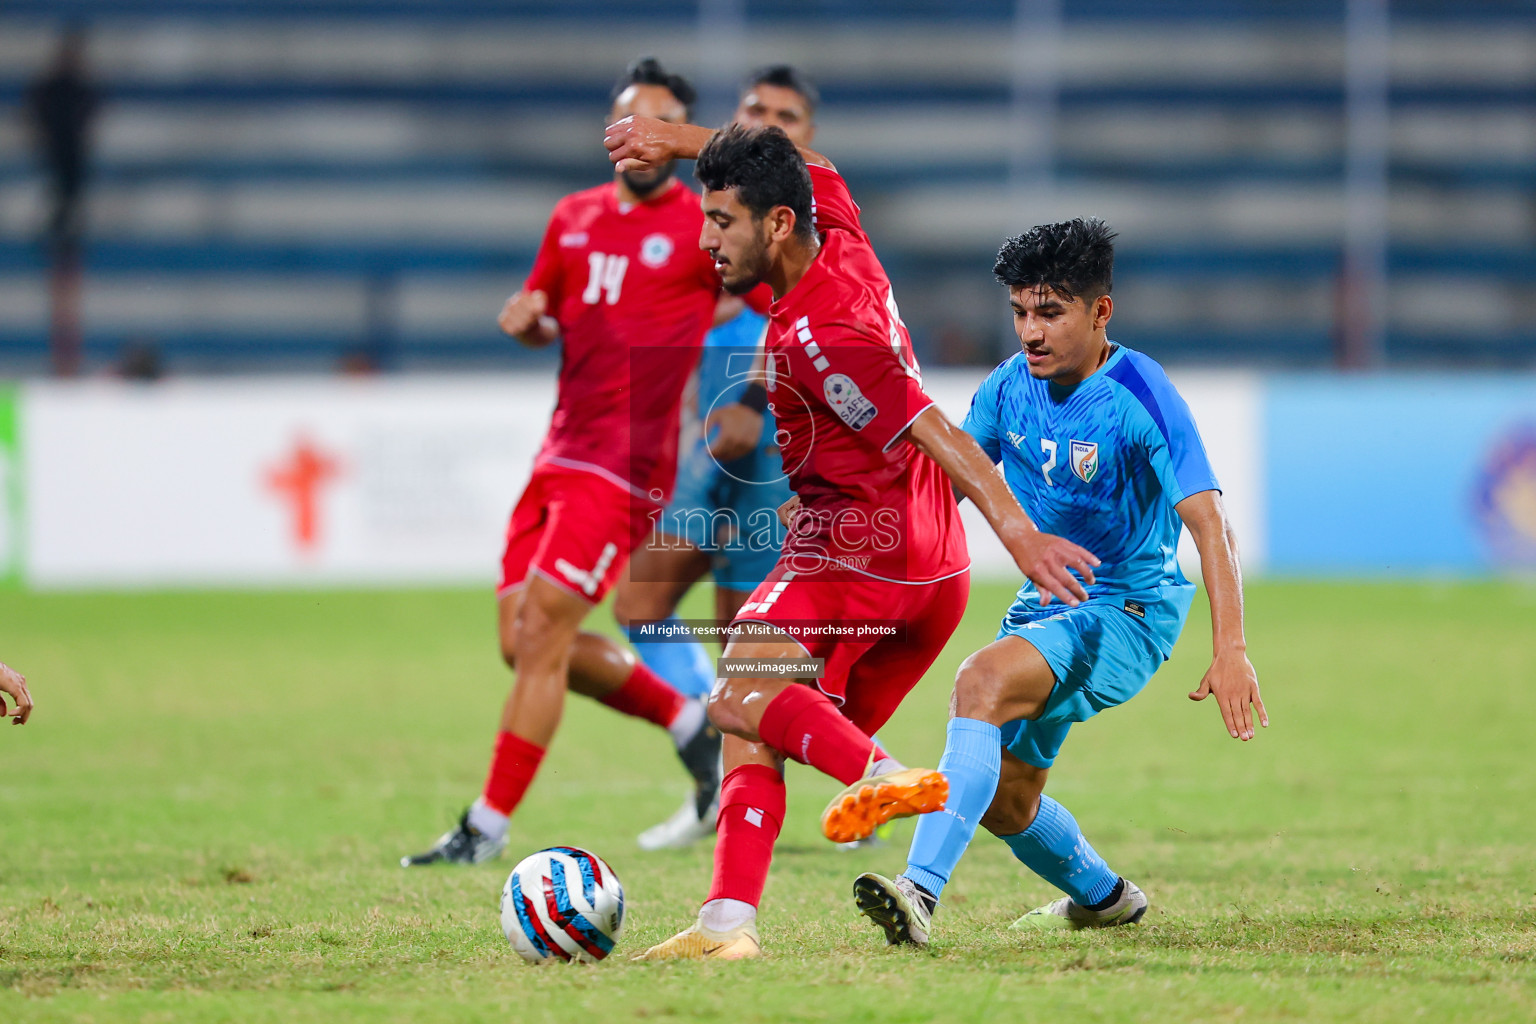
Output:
[2, 581, 1534, 1022]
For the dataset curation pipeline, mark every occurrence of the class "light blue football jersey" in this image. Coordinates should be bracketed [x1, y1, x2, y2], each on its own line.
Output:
[698, 308, 769, 418]
[962, 343, 1220, 652]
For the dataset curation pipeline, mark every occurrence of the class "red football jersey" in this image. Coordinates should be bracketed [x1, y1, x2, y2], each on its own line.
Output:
[524, 178, 721, 500]
[765, 164, 969, 583]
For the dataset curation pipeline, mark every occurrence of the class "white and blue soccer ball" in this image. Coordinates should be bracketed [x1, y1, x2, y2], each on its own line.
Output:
[499, 846, 625, 964]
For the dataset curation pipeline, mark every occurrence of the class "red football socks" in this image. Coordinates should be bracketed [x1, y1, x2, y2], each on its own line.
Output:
[756, 684, 878, 786]
[706, 763, 786, 906]
[599, 662, 687, 729]
[481, 730, 546, 816]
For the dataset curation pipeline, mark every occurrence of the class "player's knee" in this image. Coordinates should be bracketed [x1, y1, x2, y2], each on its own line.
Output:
[705, 683, 753, 739]
[510, 593, 570, 668]
[952, 652, 1012, 725]
[498, 623, 520, 670]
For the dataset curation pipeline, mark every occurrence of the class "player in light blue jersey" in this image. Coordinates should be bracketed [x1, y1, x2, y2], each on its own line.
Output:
[852, 218, 1267, 945]
[611, 66, 817, 850]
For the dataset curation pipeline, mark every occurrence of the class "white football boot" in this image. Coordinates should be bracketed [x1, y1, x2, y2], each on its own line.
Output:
[852, 872, 933, 947]
[637, 792, 720, 851]
[1009, 879, 1148, 931]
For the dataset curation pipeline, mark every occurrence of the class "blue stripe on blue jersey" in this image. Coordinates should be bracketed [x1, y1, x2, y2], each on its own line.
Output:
[1105, 350, 1220, 503]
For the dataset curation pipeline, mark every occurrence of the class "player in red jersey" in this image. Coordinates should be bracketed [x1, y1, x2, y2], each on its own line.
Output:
[604, 118, 1100, 958]
[402, 59, 732, 867]
[610, 64, 826, 852]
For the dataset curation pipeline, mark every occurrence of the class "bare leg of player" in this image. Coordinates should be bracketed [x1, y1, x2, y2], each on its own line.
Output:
[612, 542, 712, 646]
[612, 545, 735, 849]
[635, 637, 942, 959]
[401, 575, 719, 867]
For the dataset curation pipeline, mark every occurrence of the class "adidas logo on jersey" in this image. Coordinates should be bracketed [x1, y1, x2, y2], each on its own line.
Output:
[1007, 431, 1027, 449]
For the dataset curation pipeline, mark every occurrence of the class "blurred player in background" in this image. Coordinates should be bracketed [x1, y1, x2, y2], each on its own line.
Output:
[604, 117, 1099, 959]
[613, 64, 822, 851]
[852, 220, 1267, 946]
[403, 58, 733, 867]
[1, 661, 33, 725]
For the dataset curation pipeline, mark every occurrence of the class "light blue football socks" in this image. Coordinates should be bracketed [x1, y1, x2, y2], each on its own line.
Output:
[998, 794, 1118, 906]
[630, 616, 715, 699]
[902, 719, 1118, 909]
[903, 717, 1002, 899]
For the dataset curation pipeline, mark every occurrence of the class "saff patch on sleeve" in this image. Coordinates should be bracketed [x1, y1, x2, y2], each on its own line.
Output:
[1069, 439, 1099, 483]
[823, 373, 878, 430]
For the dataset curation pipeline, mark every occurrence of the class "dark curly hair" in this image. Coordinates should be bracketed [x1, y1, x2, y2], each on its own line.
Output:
[695, 123, 816, 242]
[993, 218, 1117, 302]
[612, 56, 697, 119]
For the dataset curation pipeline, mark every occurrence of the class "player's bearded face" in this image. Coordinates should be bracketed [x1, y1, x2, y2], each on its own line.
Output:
[719, 218, 771, 294]
[702, 192, 772, 295]
[620, 160, 677, 198]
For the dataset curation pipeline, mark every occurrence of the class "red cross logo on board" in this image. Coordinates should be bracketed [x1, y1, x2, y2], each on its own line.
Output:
[263, 436, 342, 554]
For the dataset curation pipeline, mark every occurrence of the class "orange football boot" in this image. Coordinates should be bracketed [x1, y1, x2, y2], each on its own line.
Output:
[819, 767, 949, 843]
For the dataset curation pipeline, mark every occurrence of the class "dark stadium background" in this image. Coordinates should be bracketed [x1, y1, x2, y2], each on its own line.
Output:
[3, 0, 1531, 377]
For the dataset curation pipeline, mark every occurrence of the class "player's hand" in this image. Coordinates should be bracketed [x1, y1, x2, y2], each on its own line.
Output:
[1189, 649, 1266, 741]
[604, 115, 685, 173]
[777, 494, 801, 528]
[1002, 524, 1098, 607]
[0, 661, 33, 726]
[706, 403, 764, 462]
[497, 290, 554, 346]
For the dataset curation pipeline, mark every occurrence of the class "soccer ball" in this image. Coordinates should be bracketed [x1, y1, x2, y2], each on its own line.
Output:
[499, 846, 625, 964]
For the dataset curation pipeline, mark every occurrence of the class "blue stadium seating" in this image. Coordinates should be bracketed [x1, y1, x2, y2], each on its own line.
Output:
[0, 1, 1532, 372]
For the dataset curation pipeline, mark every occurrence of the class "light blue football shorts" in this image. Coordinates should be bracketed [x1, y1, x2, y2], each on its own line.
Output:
[995, 596, 1178, 768]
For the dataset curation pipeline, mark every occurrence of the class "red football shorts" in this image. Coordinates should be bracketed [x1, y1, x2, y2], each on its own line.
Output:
[497, 465, 659, 603]
[732, 561, 971, 736]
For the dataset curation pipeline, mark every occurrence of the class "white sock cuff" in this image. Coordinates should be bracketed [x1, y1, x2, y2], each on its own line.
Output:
[668, 698, 706, 746]
[467, 797, 510, 841]
[699, 897, 757, 933]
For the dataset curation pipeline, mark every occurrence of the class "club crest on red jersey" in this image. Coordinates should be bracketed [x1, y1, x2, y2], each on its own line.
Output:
[639, 233, 674, 268]
[1070, 440, 1099, 483]
[823, 373, 878, 430]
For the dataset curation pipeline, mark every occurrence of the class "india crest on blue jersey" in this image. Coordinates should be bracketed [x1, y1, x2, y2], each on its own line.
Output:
[1070, 440, 1099, 483]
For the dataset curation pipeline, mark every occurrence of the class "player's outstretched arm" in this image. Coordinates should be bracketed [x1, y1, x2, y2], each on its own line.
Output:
[604, 115, 835, 173]
[496, 289, 559, 348]
[0, 661, 33, 725]
[1177, 490, 1267, 741]
[906, 406, 1099, 607]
